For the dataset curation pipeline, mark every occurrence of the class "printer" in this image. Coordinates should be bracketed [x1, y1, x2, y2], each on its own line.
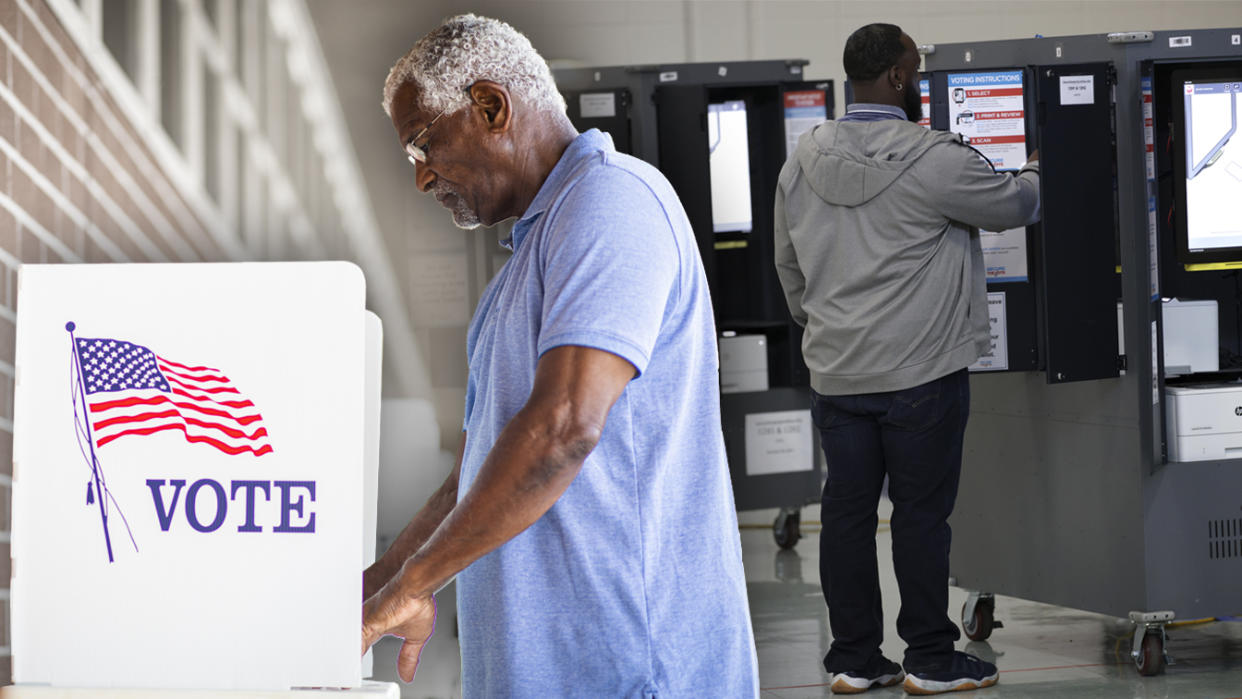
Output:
[1118, 298, 1219, 376]
[1166, 382, 1242, 462]
[719, 333, 769, 394]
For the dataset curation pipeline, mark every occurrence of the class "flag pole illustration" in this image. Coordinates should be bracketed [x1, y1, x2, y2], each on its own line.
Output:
[67, 321, 116, 562]
[67, 323, 272, 563]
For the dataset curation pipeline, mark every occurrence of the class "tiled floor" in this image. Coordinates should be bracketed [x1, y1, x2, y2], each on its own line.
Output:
[370, 500, 1242, 698]
[742, 503, 1242, 699]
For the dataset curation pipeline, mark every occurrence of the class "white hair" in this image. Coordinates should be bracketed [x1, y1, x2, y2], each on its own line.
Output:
[382, 14, 567, 118]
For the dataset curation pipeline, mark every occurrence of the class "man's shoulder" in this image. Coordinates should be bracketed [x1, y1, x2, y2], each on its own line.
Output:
[911, 130, 981, 162]
[538, 149, 686, 259]
[559, 148, 679, 216]
[787, 120, 962, 166]
[582, 148, 667, 189]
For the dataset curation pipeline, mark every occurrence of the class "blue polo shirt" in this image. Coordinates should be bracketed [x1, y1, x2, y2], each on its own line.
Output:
[457, 129, 757, 698]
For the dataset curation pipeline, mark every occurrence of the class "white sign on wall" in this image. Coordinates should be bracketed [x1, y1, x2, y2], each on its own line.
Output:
[744, 409, 813, 476]
[969, 292, 1009, 372]
[1059, 75, 1095, 105]
[578, 92, 617, 118]
[12, 262, 367, 690]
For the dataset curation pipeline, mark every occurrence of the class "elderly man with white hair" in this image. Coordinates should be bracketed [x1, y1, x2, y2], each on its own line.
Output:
[359, 14, 759, 698]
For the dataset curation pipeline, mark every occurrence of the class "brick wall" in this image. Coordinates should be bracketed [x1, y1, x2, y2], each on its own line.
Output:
[0, 0, 241, 681]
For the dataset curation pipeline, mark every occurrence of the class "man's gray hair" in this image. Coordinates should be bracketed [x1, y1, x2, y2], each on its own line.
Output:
[382, 14, 566, 118]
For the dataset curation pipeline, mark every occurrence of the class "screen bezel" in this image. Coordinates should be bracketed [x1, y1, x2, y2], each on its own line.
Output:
[1171, 65, 1242, 267]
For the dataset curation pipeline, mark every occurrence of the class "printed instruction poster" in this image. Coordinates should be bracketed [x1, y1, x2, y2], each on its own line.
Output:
[981, 228, 1028, 282]
[918, 78, 931, 128]
[1141, 77, 1159, 299]
[969, 292, 1009, 372]
[784, 90, 828, 156]
[948, 70, 1027, 171]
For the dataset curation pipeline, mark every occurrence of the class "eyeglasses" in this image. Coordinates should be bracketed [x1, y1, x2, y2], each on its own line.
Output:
[404, 108, 447, 165]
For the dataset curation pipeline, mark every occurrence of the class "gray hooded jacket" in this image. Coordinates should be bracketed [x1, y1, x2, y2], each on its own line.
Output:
[774, 118, 1041, 395]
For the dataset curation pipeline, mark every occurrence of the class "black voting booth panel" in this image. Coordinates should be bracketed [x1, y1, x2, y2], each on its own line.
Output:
[719, 388, 821, 517]
[926, 64, 1120, 383]
[1150, 58, 1242, 375]
[928, 68, 1043, 374]
[1032, 63, 1123, 383]
[556, 63, 832, 521]
[657, 79, 832, 517]
[555, 60, 815, 164]
[1159, 60, 1242, 272]
[564, 87, 634, 155]
[656, 81, 826, 387]
[923, 31, 1242, 661]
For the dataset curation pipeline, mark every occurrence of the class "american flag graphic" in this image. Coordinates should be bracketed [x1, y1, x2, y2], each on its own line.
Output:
[73, 337, 273, 457]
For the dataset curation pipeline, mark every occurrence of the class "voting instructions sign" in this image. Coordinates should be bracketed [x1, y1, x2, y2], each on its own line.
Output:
[948, 70, 1028, 171]
[11, 262, 366, 690]
[783, 89, 828, 156]
[918, 78, 931, 129]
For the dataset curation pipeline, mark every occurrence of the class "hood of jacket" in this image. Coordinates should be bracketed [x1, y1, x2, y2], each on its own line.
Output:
[792, 119, 963, 207]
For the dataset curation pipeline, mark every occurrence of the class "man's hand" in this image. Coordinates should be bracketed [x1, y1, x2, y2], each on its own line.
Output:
[362, 590, 437, 683]
[1026, 149, 1039, 163]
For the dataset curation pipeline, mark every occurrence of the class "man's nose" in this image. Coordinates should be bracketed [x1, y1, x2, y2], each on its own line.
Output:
[415, 161, 436, 193]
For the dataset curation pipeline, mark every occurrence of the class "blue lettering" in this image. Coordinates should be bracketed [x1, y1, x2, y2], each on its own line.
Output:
[147, 478, 317, 533]
[230, 480, 271, 533]
[146, 479, 186, 531]
[185, 478, 227, 533]
[273, 480, 316, 533]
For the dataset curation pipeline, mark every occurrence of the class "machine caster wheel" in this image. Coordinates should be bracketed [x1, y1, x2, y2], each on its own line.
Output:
[962, 595, 996, 641]
[773, 509, 801, 550]
[1134, 631, 1165, 676]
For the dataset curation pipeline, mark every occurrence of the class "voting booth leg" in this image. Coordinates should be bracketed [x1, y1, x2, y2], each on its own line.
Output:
[1128, 611, 1175, 677]
[960, 591, 1002, 642]
[773, 507, 801, 550]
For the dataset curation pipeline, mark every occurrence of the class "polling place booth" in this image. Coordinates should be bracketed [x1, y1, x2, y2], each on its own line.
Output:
[555, 61, 833, 548]
[921, 27, 1242, 676]
[5, 262, 395, 695]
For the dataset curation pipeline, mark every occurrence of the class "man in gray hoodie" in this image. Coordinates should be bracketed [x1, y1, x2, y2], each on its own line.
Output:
[774, 24, 1040, 695]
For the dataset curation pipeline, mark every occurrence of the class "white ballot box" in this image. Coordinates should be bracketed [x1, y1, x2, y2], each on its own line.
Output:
[361, 311, 384, 680]
[10, 263, 372, 690]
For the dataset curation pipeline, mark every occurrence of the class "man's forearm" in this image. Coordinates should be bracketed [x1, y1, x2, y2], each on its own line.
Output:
[363, 434, 465, 600]
[379, 402, 598, 603]
[364, 477, 458, 600]
[361, 346, 633, 656]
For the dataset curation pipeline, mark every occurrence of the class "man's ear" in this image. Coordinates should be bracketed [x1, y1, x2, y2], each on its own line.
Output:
[468, 80, 512, 133]
[888, 64, 903, 90]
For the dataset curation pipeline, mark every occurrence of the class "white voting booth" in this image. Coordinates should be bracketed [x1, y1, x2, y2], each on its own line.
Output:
[7, 262, 395, 695]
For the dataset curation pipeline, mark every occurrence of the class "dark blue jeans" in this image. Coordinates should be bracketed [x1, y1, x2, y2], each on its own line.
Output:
[812, 369, 968, 674]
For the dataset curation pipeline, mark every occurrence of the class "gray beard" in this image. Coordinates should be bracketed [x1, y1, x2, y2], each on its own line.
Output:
[433, 181, 482, 230]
